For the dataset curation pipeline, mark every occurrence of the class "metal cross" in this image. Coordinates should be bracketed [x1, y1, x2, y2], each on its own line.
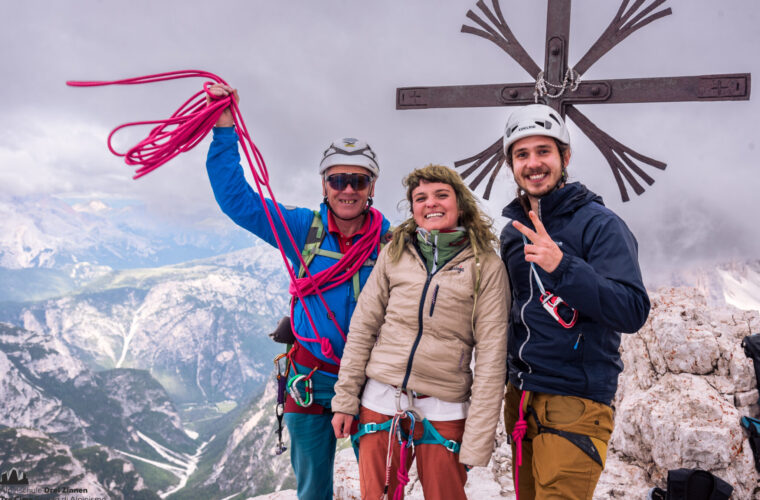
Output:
[396, 0, 751, 201]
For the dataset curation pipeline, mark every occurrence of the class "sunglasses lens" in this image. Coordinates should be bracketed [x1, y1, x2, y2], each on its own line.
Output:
[327, 174, 370, 191]
[354, 175, 369, 190]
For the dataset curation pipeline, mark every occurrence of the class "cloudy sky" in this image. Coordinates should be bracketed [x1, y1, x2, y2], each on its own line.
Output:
[1, 0, 757, 280]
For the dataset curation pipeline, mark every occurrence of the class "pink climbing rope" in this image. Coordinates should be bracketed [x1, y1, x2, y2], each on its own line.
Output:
[511, 390, 529, 500]
[394, 439, 414, 500]
[288, 206, 383, 361]
[66, 70, 381, 364]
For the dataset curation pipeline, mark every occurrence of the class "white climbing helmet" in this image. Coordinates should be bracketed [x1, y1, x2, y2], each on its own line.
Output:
[319, 137, 379, 178]
[503, 104, 571, 154]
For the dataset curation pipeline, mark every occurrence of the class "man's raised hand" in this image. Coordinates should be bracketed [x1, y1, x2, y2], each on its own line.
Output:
[206, 84, 239, 128]
[512, 210, 563, 273]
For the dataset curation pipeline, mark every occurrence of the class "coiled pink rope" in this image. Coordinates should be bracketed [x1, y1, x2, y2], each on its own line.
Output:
[67, 70, 382, 364]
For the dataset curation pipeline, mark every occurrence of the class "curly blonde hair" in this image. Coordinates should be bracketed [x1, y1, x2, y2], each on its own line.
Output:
[388, 164, 498, 262]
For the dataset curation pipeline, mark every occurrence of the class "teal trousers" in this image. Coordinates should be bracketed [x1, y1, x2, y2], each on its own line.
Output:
[284, 404, 337, 500]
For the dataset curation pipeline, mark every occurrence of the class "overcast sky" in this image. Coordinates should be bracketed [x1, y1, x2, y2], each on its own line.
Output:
[1, 0, 758, 281]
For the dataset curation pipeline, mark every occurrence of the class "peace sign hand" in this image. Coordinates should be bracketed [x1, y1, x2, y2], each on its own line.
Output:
[512, 210, 563, 273]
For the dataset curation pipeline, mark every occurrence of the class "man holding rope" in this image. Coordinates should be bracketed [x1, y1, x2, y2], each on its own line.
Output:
[499, 104, 650, 499]
[206, 84, 391, 500]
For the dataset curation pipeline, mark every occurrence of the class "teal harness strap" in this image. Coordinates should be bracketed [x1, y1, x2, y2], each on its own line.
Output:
[351, 419, 397, 449]
[351, 417, 461, 453]
[414, 418, 461, 453]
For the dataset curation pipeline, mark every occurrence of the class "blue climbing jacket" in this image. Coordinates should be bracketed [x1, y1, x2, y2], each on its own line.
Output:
[206, 127, 391, 400]
[500, 182, 650, 405]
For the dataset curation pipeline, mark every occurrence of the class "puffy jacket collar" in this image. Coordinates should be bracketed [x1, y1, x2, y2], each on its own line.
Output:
[501, 182, 604, 223]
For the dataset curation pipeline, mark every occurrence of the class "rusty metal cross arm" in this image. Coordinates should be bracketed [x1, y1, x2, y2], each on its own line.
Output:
[461, 0, 542, 78]
[574, 0, 672, 75]
[396, 74, 750, 110]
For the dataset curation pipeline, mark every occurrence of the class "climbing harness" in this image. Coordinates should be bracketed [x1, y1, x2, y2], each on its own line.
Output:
[352, 387, 462, 499]
[273, 354, 289, 455]
[510, 390, 605, 500]
[522, 235, 578, 329]
[533, 67, 581, 103]
[524, 405, 603, 466]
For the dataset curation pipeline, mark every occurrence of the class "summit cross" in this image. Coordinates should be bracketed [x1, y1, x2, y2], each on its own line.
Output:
[396, 0, 751, 201]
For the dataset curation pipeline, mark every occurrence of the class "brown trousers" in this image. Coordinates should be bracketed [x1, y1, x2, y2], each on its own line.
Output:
[504, 383, 614, 500]
[357, 406, 468, 500]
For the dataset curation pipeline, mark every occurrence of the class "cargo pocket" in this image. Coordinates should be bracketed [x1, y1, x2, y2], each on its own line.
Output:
[543, 395, 586, 427]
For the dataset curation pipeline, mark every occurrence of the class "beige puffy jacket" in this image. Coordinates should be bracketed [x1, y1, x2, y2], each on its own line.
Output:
[332, 239, 509, 466]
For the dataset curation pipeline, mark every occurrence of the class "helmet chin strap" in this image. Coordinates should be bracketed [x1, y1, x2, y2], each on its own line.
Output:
[323, 197, 372, 221]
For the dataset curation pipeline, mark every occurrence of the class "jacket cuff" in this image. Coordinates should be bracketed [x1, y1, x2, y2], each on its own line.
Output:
[212, 126, 238, 140]
[548, 251, 571, 284]
[330, 396, 360, 416]
[458, 446, 490, 467]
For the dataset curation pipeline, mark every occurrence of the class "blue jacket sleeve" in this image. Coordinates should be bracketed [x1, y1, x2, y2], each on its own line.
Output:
[205, 127, 313, 264]
[547, 214, 650, 333]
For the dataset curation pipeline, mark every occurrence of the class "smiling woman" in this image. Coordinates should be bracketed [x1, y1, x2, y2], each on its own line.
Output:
[331, 164, 510, 499]
[411, 180, 459, 231]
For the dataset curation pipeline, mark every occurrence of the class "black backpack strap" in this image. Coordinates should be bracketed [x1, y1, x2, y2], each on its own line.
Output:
[525, 405, 603, 467]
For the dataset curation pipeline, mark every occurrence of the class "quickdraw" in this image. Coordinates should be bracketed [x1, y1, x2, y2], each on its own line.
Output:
[273, 353, 289, 455]
[287, 366, 318, 408]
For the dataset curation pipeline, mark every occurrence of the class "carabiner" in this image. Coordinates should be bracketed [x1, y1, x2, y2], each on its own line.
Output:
[540, 291, 578, 328]
[273, 353, 289, 378]
[287, 374, 313, 407]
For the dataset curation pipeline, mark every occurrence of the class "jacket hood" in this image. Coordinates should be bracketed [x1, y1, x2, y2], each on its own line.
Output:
[501, 182, 604, 221]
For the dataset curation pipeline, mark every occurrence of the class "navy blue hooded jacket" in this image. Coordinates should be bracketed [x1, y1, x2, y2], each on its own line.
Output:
[500, 182, 650, 405]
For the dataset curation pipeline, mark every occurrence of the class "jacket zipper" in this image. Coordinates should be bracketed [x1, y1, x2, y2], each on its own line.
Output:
[517, 201, 545, 388]
[429, 284, 440, 317]
[401, 244, 468, 390]
[401, 273, 433, 389]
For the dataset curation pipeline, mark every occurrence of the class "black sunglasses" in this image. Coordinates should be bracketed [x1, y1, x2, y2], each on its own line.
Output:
[326, 173, 372, 191]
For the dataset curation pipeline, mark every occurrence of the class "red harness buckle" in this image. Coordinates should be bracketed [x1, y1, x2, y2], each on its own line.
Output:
[539, 291, 578, 328]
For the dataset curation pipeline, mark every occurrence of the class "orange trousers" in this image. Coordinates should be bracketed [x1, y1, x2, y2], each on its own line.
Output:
[357, 406, 468, 500]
